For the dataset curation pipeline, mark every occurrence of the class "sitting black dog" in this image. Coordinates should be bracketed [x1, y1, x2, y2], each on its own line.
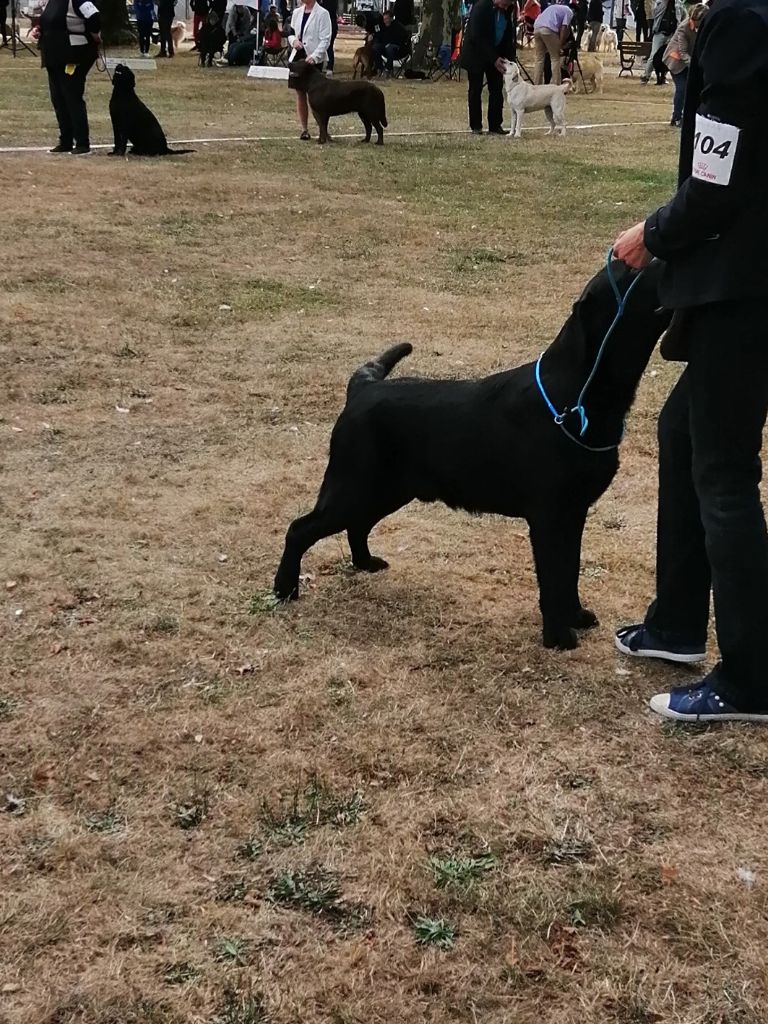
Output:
[274, 260, 672, 650]
[108, 64, 193, 156]
[198, 10, 226, 67]
[288, 59, 388, 144]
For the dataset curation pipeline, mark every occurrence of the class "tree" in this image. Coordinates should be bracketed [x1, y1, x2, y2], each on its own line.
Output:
[412, 0, 461, 68]
[100, 0, 135, 45]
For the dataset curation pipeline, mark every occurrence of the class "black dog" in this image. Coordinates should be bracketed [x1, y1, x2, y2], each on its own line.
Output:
[274, 260, 672, 650]
[198, 10, 226, 67]
[288, 59, 388, 144]
[108, 64, 193, 156]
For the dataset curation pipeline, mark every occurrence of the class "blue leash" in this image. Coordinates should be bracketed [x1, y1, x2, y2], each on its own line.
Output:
[535, 249, 645, 454]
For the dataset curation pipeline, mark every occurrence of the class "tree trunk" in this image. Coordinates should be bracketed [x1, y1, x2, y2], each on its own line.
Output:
[100, 0, 135, 45]
[412, 0, 459, 68]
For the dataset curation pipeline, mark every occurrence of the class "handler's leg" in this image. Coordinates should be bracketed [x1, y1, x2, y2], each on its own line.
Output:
[688, 301, 768, 711]
[486, 63, 504, 131]
[467, 70, 484, 131]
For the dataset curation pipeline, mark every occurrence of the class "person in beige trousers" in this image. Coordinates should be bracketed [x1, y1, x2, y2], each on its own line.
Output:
[533, 0, 574, 84]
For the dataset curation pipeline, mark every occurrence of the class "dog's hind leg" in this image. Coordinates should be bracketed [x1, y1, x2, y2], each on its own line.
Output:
[373, 120, 384, 145]
[544, 106, 555, 135]
[529, 506, 595, 650]
[274, 505, 347, 600]
[359, 113, 372, 142]
[348, 525, 389, 572]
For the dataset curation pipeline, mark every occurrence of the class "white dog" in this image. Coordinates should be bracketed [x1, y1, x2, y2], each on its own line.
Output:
[573, 53, 604, 94]
[601, 26, 618, 51]
[502, 61, 571, 138]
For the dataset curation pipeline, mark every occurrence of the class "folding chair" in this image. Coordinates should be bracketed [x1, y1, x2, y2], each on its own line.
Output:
[447, 26, 463, 80]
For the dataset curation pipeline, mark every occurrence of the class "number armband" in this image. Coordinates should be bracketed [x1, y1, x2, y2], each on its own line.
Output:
[692, 114, 740, 187]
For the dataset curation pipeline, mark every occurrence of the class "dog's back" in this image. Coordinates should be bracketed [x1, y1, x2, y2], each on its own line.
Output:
[308, 74, 387, 123]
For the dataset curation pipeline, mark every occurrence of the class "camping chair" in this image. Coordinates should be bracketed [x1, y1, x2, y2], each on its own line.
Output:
[390, 49, 412, 77]
[447, 26, 463, 80]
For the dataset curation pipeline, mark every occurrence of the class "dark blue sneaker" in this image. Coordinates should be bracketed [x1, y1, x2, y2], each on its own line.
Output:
[615, 624, 705, 664]
[650, 679, 768, 723]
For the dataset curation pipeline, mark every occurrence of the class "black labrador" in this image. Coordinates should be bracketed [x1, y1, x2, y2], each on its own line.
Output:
[274, 260, 671, 650]
[108, 64, 193, 156]
[288, 59, 388, 144]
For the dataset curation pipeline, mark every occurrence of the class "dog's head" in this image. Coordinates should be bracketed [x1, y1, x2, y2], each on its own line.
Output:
[502, 59, 519, 82]
[565, 259, 672, 397]
[112, 63, 136, 91]
[288, 58, 320, 88]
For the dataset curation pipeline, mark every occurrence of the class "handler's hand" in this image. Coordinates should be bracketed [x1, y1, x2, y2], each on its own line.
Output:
[614, 221, 653, 269]
[291, 37, 304, 49]
[306, 55, 315, 63]
[494, 56, 507, 73]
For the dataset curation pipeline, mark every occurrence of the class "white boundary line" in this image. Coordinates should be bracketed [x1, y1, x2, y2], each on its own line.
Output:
[0, 121, 667, 154]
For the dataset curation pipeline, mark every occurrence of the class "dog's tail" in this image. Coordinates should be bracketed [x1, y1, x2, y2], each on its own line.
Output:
[562, 80, 573, 94]
[381, 112, 388, 128]
[346, 342, 412, 398]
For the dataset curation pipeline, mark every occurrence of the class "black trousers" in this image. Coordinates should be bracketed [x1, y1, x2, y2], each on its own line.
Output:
[467, 64, 503, 132]
[137, 19, 152, 52]
[326, 17, 337, 70]
[47, 59, 95, 149]
[158, 13, 174, 54]
[645, 301, 768, 710]
[633, 4, 648, 41]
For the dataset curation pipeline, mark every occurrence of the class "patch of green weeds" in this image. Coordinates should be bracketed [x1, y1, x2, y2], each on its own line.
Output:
[429, 852, 496, 890]
[412, 915, 457, 950]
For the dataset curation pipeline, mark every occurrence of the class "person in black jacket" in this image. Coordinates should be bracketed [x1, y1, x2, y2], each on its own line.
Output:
[373, 10, 410, 73]
[586, 0, 602, 49]
[319, 0, 337, 74]
[614, 0, 768, 723]
[157, 0, 176, 55]
[459, 0, 516, 135]
[191, 0, 210, 50]
[38, 0, 100, 154]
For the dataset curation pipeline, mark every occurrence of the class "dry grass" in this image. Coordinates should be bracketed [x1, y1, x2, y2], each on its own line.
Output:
[2, 39, 768, 1024]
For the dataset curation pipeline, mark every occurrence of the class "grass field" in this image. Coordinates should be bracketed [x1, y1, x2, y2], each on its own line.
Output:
[2, 37, 768, 1024]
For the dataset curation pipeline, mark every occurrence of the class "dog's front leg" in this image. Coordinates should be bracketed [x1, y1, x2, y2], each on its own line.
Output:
[529, 509, 596, 650]
[109, 115, 126, 156]
[513, 108, 523, 139]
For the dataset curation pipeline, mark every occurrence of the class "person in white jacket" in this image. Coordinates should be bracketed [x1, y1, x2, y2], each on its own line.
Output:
[287, 0, 332, 139]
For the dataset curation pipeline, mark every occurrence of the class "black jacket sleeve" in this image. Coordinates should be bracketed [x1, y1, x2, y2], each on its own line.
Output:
[644, 6, 768, 259]
[468, 0, 498, 68]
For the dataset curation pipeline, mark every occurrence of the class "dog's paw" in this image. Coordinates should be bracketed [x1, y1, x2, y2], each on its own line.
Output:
[542, 625, 579, 651]
[273, 575, 300, 602]
[571, 608, 599, 630]
[366, 556, 389, 573]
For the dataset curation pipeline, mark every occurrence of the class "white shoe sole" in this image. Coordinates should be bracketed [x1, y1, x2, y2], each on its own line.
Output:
[649, 694, 768, 722]
[614, 634, 706, 664]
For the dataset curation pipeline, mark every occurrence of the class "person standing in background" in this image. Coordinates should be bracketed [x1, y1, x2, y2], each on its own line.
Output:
[460, 0, 516, 135]
[191, 0, 210, 51]
[640, 0, 684, 84]
[631, 0, 648, 40]
[156, 0, 176, 56]
[663, 2, 706, 126]
[586, 0, 602, 49]
[134, 0, 155, 55]
[287, 0, 331, 139]
[0, 0, 9, 46]
[533, 0, 572, 84]
[319, 0, 337, 76]
[39, 0, 100, 154]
